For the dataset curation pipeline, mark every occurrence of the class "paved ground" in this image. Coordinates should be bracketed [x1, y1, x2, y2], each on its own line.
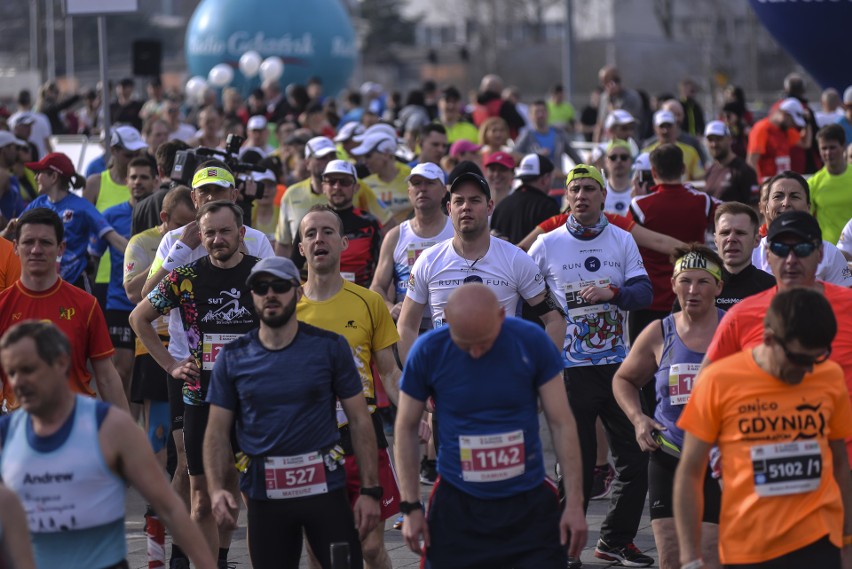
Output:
[127, 419, 659, 568]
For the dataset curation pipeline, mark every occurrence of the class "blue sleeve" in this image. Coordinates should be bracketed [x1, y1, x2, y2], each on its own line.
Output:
[95, 401, 110, 429]
[0, 414, 9, 447]
[528, 325, 565, 387]
[207, 344, 238, 410]
[399, 333, 432, 401]
[332, 335, 364, 400]
[82, 200, 114, 239]
[613, 274, 653, 311]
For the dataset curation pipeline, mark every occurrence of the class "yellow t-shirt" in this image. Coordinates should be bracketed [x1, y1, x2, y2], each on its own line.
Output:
[124, 226, 169, 355]
[296, 281, 399, 408]
[642, 140, 705, 181]
[679, 350, 852, 564]
[362, 163, 413, 225]
[94, 170, 130, 284]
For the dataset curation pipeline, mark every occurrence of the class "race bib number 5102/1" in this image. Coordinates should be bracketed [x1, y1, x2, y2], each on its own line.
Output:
[459, 430, 525, 482]
[751, 441, 822, 497]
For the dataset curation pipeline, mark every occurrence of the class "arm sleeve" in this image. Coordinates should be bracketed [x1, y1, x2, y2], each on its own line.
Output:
[538, 214, 566, 233]
[355, 183, 392, 225]
[274, 199, 293, 245]
[837, 219, 852, 255]
[613, 275, 653, 311]
[83, 201, 114, 239]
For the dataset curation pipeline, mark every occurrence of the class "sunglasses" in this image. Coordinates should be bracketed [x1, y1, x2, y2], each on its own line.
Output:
[777, 338, 831, 367]
[323, 177, 355, 188]
[608, 154, 631, 162]
[768, 241, 818, 259]
[250, 279, 295, 295]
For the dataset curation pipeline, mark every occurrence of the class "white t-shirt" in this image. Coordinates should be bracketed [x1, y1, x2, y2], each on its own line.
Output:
[407, 236, 545, 328]
[604, 180, 632, 216]
[10, 111, 52, 158]
[752, 236, 852, 287]
[528, 224, 647, 368]
[148, 224, 275, 360]
[837, 218, 852, 257]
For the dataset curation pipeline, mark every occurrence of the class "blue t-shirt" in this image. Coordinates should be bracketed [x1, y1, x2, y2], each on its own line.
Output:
[400, 317, 564, 499]
[90, 201, 133, 311]
[84, 155, 107, 178]
[207, 325, 363, 500]
[25, 194, 113, 285]
[0, 177, 26, 221]
[532, 128, 558, 158]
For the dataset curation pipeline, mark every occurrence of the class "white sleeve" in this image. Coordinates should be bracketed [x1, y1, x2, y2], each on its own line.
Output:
[817, 242, 852, 287]
[514, 246, 547, 301]
[527, 236, 558, 299]
[621, 231, 650, 282]
[406, 251, 431, 305]
[837, 219, 852, 255]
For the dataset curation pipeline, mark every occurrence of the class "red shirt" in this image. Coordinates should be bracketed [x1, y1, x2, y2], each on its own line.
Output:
[629, 184, 714, 311]
[0, 278, 114, 406]
[538, 212, 635, 234]
[747, 117, 801, 181]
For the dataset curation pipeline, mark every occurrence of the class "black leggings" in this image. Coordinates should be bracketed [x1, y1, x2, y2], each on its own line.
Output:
[247, 488, 363, 569]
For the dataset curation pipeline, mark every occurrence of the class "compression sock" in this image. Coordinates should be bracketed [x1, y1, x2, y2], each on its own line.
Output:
[170, 544, 188, 562]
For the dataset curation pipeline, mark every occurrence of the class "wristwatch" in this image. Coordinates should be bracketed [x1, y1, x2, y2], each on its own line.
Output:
[359, 486, 383, 500]
[399, 501, 423, 515]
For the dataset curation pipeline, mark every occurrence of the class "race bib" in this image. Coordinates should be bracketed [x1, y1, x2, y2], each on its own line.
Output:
[341, 272, 356, 282]
[751, 440, 822, 497]
[335, 400, 349, 428]
[201, 333, 243, 370]
[564, 278, 613, 318]
[460, 430, 525, 482]
[265, 451, 328, 499]
[406, 242, 434, 267]
[668, 363, 700, 406]
[775, 155, 791, 173]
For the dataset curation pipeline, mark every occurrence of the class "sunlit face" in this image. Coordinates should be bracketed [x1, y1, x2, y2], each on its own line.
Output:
[15, 222, 64, 279]
[127, 165, 156, 201]
[484, 123, 509, 147]
[146, 122, 169, 154]
[605, 148, 632, 178]
[1, 337, 69, 416]
[322, 174, 357, 209]
[565, 179, 605, 226]
[299, 211, 347, 272]
[199, 208, 245, 263]
[192, 184, 236, 209]
[448, 184, 493, 236]
[766, 235, 822, 289]
[419, 132, 449, 164]
[764, 179, 809, 223]
[671, 268, 722, 314]
[485, 164, 513, 194]
[818, 138, 845, 171]
[706, 135, 731, 161]
[714, 213, 759, 271]
[407, 175, 446, 211]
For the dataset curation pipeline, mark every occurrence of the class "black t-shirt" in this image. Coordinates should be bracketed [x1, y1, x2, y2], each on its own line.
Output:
[704, 156, 759, 205]
[132, 183, 170, 235]
[671, 264, 776, 313]
[490, 184, 560, 245]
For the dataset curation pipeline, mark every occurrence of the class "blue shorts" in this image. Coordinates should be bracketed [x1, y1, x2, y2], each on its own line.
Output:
[425, 477, 567, 569]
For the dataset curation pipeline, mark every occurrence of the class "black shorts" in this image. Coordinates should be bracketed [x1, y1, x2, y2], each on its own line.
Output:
[105, 309, 135, 350]
[648, 448, 720, 523]
[724, 535, 839, 568]
[183, 403, 239, 476]
[130, 353, 170, 404]
[425, 478, 566, 568]
[167, 373, 185, 431]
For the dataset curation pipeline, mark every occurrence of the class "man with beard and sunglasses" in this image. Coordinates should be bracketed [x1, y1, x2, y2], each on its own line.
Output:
[704, 211, 852, 470]
[203, 256, 380, 569]
[131, 200, 260, 567]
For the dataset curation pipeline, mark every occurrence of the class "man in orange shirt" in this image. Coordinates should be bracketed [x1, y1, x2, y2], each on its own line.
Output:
[747, 98, 809, 181]
[0, 208, 127, 411]
[674, 288, 852, 567]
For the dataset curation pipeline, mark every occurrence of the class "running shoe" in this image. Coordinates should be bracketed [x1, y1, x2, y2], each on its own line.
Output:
[593, 539, 653, 567]
[590, 463, 615, 500]
[393, 514, 404, 530]
[419, 457, 437, 485]
[567, 556, 582, 568]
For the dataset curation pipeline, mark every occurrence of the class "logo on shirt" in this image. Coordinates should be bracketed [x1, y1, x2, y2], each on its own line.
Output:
[125, 261, 135, 273]
[12, 312, 22, 321]
[584, 257, 601, 272]
[61, 209, 74, 223]
[345, 320, 357, 329]
[202, 288, 252, 323]
[59, 307, 76, 320]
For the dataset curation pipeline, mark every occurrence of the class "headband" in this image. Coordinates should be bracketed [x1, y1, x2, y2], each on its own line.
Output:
[673, 252, 722, 282]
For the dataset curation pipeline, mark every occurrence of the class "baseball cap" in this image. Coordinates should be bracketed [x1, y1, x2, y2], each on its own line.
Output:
[515, 154, 554, 179]
[654, 110, 676, 127]
[353, 123, 396, 142]
[110, 125, 148, 151]
[406, 162, 446, 184]
[191, 166, 236, 189]
[704, 120, 731, 137]
[633, 152, 652, 172]
[334, 122, 365, 143]
[349, 132, 397, 156]
[779, 97, 806, 128]
[767, 211, 822, 243]
[844, 86, 852, 106]
[246, 256, 301, 286]
[449, 140, 482, 157]
[247, 115, 268, 131]
[10, 113, 35, 128]
[304, 136, 338, 159]
[449, 171, 491, 199]
[565, 163, 605, 189]
[0, 131, 17, 148]
[604, 109, 636, 129]
[484, 151, 514, 170]
[606, 139, 633, 155]
[25, 152, 77, 177]
[323, 159, 358, 179]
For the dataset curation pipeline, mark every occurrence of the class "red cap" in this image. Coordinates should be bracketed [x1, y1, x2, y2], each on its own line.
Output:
[484, 151, 515, 170]
[449, 140, 482, 157]
[25, 152, 77, 178]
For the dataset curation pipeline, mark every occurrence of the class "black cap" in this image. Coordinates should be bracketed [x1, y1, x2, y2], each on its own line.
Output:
[449, 172, 491, 200]
[441, 86, 462, 101]
[766, 211, 822, 243]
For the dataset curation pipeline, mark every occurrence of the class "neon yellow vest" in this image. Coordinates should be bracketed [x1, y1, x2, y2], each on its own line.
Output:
[94, 170, 130, 285]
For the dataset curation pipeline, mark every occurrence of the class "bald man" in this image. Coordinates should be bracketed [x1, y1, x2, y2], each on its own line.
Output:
[395, 283, 587, 567]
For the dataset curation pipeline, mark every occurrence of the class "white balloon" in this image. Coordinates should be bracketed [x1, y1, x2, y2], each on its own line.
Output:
[185, 76, 208, 101]
[259, 56, 284, 82]
[239, 51, 262, 78]
[208, 63, 234, 87]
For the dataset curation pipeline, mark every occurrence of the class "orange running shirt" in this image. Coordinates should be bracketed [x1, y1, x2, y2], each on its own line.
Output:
[0, 238, 20, 291]
[0, 278, 114, 406]
[537, 212, 635, 234]
[679, 350, 852, 564]
[707, 282, 852, 464]
[747, 118, 801, 181]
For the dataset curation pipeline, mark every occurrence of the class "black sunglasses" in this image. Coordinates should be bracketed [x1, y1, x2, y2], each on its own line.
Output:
[250, 279, 295, 295]
[768, 241, 818, 259]
[778, 338, 831, 367]
[608, 154, 631, 162]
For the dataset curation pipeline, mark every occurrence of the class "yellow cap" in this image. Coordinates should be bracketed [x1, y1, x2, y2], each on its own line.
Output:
[565, 164, 605, 189]
[191, 166, 235, 189]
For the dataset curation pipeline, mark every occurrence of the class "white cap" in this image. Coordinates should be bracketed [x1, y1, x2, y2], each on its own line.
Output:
[334, 122, 365, 143]
[653, 110, 677, 127]
[323, 159, 358, 179]
[779, 97, 806, 128]
[406, 162, 446, 184]
[247, 115, 268, 131]
[515, 153, 554, 178]
[349, 132, 397, 156]
[110, 125, 148, 151]
[704, 120, 730, 137]
[10, 113, 35, 128]
[353, 122, 396, 142]
[604, 109, 636, 129]
[0, 131, 17, 148]
[632, 152, 652, 172]
[844, 86, 852, 105]
[304, 136, 338, 159]
[239, 146, 268, 159]
[252, 169, 277, 183]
